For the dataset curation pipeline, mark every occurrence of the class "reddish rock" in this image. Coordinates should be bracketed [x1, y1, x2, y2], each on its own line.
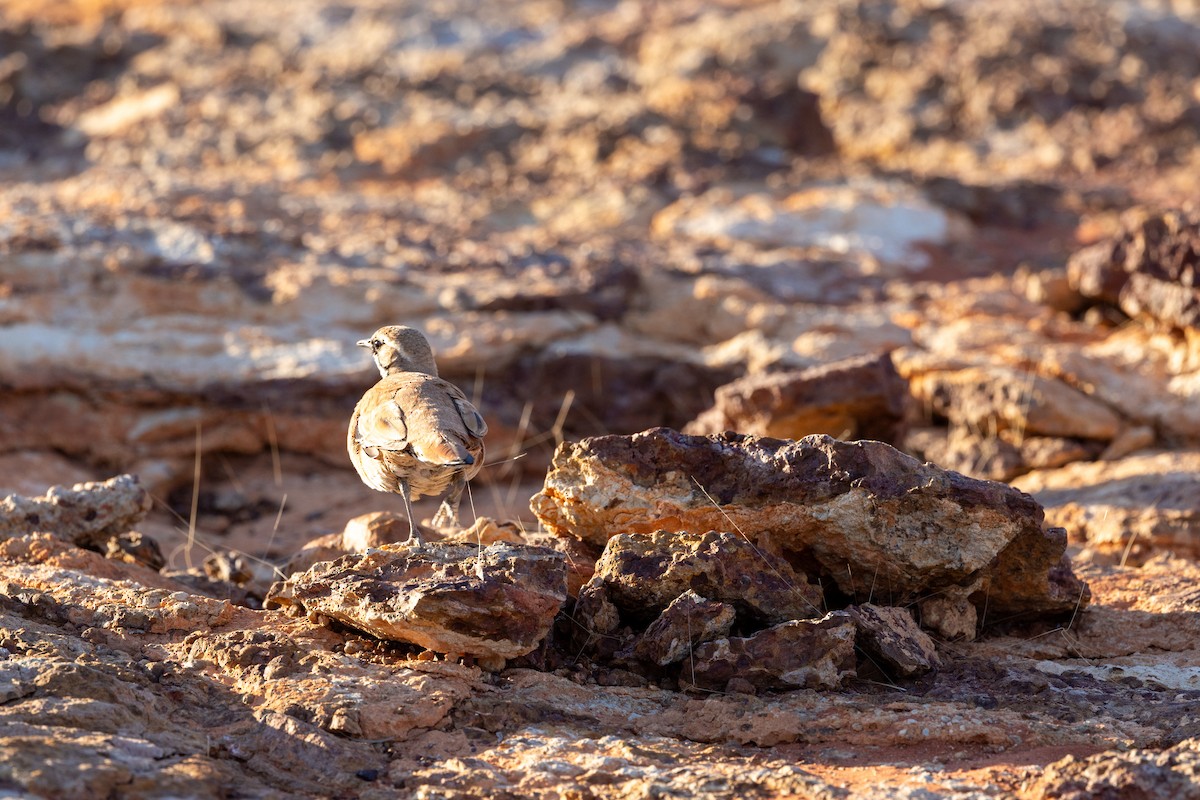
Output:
[266, 542, 568, 665]
[532, 428, 1089, 621]
[580, 530, 824, 625]
[908, 365, 1121, 441]
[1068, 208, 1200, 331]
[848, 604, 940, 678]
[685, 613, 858, 692]
[286, 511, 435, 576]
[627, 590, 737, 666]
[686, 353, 908, 444]
[0, 474, 153, 554]
[1028, 738, 1200, 800]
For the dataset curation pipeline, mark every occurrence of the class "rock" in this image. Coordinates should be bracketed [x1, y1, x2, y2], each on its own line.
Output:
[1100, 425, 1156, 461]
[283, 532, 345, 578]
[803, 1, 1200, 178]
[1029, 738, 1200, 800]
[1019, 436, 1102, 471]
[71, 84, 181, 139]
[906, 365, 1122, 441]
[848, 604, 940, 678]
[0, 475, 153, 553]
[572, 581, 622, 638]
[1013, 450, 1200, 560]
[918, 594, 979, 642]
[532, 428, 1089, 620]
[684, 613, 858, 692]
[340, 510, 417, 551]
[1014, 266, 1086, 314]
[441, 516, 528, 546]
[905, 425, 1026, 482]
[627, 590, 736, 666]
[654, 181, 971, 270]
[685, 352, 908, 444]
[579, 530, 824, 626]
[905, 426, 1101, 482]
[1068, 208, 1200, 331]
[104, 531, 165, 571]
[905, 315, 1200, 445]
[286, 511, 435, 576]
[266, 542, 568, 664]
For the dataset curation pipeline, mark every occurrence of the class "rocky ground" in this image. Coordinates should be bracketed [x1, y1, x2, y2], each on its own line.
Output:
[2, 0, 1200, 796]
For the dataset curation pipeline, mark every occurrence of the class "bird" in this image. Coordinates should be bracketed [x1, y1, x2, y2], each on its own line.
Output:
[347, 325, 488, 544]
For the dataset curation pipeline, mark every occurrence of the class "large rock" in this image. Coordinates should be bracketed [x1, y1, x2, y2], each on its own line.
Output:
[685, 614, 858, 692]
[532, 428, 1088, 619]
[686, 352, 908, 444]
[1068, 208, 1200, 331]
[266, 542, 568, 665]
[580, 530, 824, 625]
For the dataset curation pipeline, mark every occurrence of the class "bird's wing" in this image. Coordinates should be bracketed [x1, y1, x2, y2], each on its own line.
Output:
[353, 389, 410, 455]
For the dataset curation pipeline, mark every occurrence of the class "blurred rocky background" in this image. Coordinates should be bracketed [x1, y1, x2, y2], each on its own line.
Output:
[2, 0, 1200, 796]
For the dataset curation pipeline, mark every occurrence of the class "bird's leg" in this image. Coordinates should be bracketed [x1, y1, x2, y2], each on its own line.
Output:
[397, 477, 424, 546]
[431, 476, 466, 529]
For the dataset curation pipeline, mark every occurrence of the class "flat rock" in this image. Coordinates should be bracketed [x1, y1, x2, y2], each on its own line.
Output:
[1013, 450, 1200, 558]
[685, 613, 858, 692]
[627, 590, 736, 666]
[267, 542, 568, 663]
[654, 180, 970, 270]
[532, 428, 1088, 619]
[580, 530, 824, 626]
[686, 352, 908, 444]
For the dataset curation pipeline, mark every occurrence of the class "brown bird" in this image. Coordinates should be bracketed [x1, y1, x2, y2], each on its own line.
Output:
[348, 325, 488, 543]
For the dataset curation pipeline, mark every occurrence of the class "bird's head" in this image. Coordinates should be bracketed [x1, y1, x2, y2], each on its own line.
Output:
[357, 325, 439, 378]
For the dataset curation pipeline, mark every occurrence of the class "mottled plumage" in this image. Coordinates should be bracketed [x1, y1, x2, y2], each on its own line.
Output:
[348, 326, 487, 542]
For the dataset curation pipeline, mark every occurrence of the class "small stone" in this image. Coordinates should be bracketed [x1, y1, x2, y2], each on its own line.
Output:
[919, 594, 978, 642]
[628, 590, 736, 666]
[685, 612, 858, 691]
[1100, 426, 1156, 461]
[848, 603, 941, 677]
[576, 529, 823, 626]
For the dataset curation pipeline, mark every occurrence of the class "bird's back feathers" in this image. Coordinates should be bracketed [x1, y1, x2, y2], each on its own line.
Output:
[348, 372, 487, 499]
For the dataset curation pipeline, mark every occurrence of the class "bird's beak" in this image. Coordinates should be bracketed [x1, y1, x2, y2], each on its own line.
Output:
[356, 339, 370, 349]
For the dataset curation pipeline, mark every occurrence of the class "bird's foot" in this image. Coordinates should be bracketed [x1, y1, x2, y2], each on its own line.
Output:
[403, 519, 425, 547]
[430, 503, 458, 530]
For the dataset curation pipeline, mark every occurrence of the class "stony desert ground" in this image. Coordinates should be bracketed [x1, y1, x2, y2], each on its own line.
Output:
[2, 0, 1200, 797]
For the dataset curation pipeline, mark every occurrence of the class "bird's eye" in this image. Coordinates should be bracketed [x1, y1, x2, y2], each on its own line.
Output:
[371, 339, 381, 349]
